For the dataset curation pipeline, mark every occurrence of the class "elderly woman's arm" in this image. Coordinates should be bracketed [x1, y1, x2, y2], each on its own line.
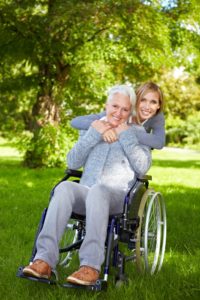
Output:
[67, 127, 102, 170]
[118, 126, 151, 175]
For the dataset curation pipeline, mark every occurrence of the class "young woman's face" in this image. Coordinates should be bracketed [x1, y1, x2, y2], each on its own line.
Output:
[106, 93, 132, 127]
[138, 91, 160, 122]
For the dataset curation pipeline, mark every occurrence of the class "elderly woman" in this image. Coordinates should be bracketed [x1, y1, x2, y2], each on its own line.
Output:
[23, 84, 151, 286]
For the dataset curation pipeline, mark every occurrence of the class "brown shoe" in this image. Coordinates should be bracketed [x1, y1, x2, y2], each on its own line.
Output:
[23, 259, 52, 279]
[66, 266, 99, 285]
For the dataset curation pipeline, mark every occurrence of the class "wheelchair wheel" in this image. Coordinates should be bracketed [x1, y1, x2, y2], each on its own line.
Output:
[135, 188, 167, 274]
[59, 220, 78, 267]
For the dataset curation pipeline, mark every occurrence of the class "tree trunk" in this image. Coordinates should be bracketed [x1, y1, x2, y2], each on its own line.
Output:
[24, 63, 61, 167]
[24, 55, 70, 167]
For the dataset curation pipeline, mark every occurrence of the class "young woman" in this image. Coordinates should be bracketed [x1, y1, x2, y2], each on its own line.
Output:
[71, 82, 165, 149]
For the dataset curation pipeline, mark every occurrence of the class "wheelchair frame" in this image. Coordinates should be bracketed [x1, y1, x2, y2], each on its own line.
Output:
[17, 169, 167, 291]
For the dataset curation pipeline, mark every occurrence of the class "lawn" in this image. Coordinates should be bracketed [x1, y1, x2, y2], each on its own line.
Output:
[0, 138, 200, 300]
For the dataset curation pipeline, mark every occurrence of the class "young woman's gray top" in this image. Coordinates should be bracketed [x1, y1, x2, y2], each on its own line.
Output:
[71, 112, 165, 149]
[67, 126, 151, 192]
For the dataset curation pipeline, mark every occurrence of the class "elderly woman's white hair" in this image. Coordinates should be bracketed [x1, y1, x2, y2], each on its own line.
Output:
[107, 84, 136, 116]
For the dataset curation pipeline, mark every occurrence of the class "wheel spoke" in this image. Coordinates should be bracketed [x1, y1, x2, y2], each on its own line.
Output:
[59, 220, 85, 267]
[135, 189, 167, 274]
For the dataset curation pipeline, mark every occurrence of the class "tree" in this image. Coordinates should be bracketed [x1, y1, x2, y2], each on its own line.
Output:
[0, 0, 199, 166]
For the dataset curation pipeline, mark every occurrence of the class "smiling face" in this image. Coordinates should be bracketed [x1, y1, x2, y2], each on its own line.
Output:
[138, 91, 160, 122]
[106, 92, 132, 127]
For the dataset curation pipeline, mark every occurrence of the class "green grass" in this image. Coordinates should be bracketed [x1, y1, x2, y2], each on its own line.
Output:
[0, 138, 200, 300]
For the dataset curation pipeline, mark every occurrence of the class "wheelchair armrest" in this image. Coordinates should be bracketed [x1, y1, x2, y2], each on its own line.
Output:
[65, 168, 83, 178]
[137, 174, 152, 182]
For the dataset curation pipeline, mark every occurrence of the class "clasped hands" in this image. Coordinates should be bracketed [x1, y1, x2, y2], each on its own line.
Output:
[91, 120, 129, 143]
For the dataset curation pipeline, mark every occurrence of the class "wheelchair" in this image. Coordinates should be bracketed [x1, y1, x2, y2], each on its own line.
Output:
[17, 169, 167, 291]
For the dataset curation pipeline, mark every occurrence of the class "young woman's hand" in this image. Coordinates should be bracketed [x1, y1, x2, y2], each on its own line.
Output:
[91, 120, 112, 134]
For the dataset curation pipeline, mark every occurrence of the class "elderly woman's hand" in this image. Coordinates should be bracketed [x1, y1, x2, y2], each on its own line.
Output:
[91, 120, 112, 134]
[115, 123, 130, 135]
[102, 124, 130, 143]
[102, 129, 118, 143]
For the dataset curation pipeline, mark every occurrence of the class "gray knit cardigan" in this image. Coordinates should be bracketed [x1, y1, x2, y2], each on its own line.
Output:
[67, 126, 151, 192]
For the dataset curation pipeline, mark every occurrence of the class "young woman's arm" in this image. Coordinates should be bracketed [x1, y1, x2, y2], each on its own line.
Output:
[71, 111, 165, 150]
[136, 112, 165, 149]
[71, 112, 105, 130]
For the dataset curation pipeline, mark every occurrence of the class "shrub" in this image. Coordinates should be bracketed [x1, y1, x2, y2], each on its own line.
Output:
[16, 123, 78, 168]
[166, 111, 200, 149]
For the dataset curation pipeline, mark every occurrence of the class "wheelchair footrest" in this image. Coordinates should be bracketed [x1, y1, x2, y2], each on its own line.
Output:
[17, 266, 107, 291]
[16, 266, 57, 285]
[62, 279, 107, 291]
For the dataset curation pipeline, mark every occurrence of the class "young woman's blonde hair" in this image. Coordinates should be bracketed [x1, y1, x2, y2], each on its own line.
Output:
[135, 82, 164, 123]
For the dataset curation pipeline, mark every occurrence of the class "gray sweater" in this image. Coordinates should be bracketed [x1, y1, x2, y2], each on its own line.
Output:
[67, 126, 151, 192]
[71, 112, 165, 149]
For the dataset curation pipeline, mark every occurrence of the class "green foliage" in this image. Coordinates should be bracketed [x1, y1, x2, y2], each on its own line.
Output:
[21, 123, 77, 168]
[166, 111, 200, 149]
[154, 68, 200, 149]
[158, 71, 200, 118]
[0, 0, 200, 166]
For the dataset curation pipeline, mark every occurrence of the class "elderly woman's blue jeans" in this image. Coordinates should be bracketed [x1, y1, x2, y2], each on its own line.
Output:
[34, 181, 126, 271]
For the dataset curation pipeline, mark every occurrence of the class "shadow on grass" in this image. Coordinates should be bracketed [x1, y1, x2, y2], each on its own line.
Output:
[161, 185, 200, 256]
[0, 158, 64, 182]
[152, 159, 200, 169]
[146, 259, 200, 300]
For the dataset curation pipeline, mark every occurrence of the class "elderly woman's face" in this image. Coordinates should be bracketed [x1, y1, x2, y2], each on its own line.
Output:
[106, 92, 132, 127]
